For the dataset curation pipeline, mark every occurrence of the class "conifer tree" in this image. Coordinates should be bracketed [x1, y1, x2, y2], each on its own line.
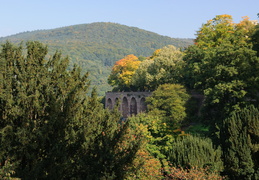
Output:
[221, 105, 259, 179]
[0, 41, 142, 179]
[167, 135, 223, 173]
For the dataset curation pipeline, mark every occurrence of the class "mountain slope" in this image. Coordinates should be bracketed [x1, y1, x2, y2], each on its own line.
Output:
[0, 22, 193, 95]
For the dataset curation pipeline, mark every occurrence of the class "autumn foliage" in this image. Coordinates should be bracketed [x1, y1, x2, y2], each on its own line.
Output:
[108, 54, 141, 90]
[165, 166, 224, 180]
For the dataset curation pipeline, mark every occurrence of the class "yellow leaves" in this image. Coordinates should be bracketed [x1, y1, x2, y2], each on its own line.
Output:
[109, 54, 141, 87]
[195, 14, 255, 48]
[126, 148, 163, 179]
[149, 49, 161, 59]
[241, 16, 250, 21]
[220, 14, 232, 18]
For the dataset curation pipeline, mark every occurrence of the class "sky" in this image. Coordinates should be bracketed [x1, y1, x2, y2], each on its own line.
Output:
[0, 0, 258, 39]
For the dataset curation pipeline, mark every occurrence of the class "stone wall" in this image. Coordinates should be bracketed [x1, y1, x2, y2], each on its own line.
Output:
[105, 92, 152, 118]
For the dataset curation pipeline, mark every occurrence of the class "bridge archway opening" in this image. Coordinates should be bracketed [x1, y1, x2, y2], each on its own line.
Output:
[122, 97, 129, 118]
[107, 98, 113, 110]
[140, 97, 147, 112]
[130, 97, 137, 116]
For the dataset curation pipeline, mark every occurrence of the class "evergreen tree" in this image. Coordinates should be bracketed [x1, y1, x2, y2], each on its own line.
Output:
[167, 135, 223, 173]
[221, 105, 259, 179]
[0, 41, 142, 179]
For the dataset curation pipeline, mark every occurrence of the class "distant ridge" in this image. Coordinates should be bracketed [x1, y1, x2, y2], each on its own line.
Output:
[0, 22, 193, 95]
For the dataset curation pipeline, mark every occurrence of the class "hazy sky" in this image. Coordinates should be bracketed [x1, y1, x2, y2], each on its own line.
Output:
[1, 0, 258, 38]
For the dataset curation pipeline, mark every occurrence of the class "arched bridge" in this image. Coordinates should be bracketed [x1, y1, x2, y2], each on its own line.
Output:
[105, 92, 152, 118]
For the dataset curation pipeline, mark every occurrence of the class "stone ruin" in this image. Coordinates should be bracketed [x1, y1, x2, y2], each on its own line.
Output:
[105, 91, 152, 118]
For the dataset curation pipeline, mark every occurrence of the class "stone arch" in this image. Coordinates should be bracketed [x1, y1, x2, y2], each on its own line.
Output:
[130, 97, 137, 116]
[122, 97, 129, 118]
[107, 98, 113, 110]
[140, 97, 147, 112]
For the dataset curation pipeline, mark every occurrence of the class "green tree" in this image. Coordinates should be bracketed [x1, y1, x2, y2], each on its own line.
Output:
[146, 84, 190, 127]
[132, 45, 185, 91]
[221, 105, 259, 179]
[129, 84, 190, 167]
[184, 15, 259, 125]
[0, 41, 142, 179]
[167, 135, 223, 173]
[131, 59, 153, 90]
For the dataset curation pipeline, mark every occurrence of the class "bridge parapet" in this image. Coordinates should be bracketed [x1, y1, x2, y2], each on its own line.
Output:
[105, 92, 152, 118]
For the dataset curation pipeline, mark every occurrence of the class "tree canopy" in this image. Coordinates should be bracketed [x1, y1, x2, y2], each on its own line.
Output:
[108, 54, 141, 90]
[131, 45, 185, 91]
[184, 14, 259, 123]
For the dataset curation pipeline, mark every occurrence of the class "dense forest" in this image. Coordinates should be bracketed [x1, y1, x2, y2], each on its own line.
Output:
[0, 22, 193, 95]
[0, 15, 259, 179]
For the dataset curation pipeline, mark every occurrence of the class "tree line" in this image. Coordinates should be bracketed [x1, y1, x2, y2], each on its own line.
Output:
[0, 22, 193, 96]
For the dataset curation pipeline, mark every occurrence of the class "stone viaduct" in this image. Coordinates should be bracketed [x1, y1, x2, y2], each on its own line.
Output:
[105, 91, 152, 118]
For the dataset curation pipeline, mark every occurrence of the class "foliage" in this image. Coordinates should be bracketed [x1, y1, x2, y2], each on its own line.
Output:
[108, 54, 141, 90]
[128, 113, 172, 160]
[127, 83, 190, 177]
[167, 135, 223, 173]
[126, 84, 190, 173]
[125, 148, 163, 180]
[128, 113, 223, 179]
[182, 14, 259, 180]
[194, 15, 254, 48]
[221, 105, 259, 180]
[0, 41, 142, 179]
[130, 58, 153, 90]
[166, 166, 224, 180]
[251, 24, 259, 56]
[0, 22, 194, 95]
[146, 84, 190, 127]
[0, 159, 20, 180]
[132, 45, 185, 91]
[124, 121, 164, 179]
[184, 15, 259, 124]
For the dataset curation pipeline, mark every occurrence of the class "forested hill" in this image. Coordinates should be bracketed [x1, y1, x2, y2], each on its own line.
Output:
[0, 22, 193, 95]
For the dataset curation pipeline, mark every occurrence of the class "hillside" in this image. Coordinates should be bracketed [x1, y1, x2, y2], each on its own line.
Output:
[0, 22, 193, 95]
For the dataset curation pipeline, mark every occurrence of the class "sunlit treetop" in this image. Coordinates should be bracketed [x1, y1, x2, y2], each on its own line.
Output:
[108, 54, 141, 90]
[195, 14, 256, 48]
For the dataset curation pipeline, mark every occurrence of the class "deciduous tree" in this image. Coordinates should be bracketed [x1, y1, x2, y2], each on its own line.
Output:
[108, 54, 141, 90]
[184, 15, 259, 124]
[132, 45, 184, 91]
[146, 84, 189, 126]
